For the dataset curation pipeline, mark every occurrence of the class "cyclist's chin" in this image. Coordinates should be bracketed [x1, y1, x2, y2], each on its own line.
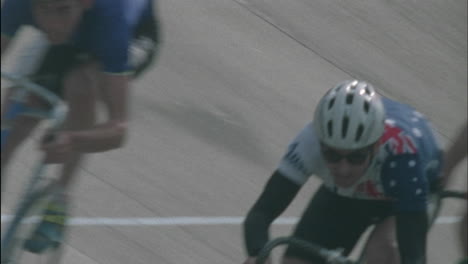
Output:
[46, 33, 69, 45]
[48, 38, 67, 45]
[333, 175, 360, 188]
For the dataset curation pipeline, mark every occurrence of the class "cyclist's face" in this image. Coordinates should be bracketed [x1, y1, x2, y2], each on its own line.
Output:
[321, 144, 374, 188]
[33, 0, 86, 44]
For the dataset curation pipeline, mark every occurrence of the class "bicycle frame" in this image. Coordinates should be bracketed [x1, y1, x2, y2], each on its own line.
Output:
[1, 71, 68, 195]
[256, 189, 467, 264]
[1, 72, 68, 262]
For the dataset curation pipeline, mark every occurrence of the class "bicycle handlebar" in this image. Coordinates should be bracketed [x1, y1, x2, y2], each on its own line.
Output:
[256, 236, 357, 264]
[1, 71, 68, 129]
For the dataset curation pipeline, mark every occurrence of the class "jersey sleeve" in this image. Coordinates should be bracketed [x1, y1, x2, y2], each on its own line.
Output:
[93, 2, 131, 74]
[1, 0, 32, 37]
[277, 123, 317, 185]
[381, 153, 430, 212]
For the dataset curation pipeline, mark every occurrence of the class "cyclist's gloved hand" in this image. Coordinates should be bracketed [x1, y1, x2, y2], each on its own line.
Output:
[41, 131, 74, 163]
[42, 132, 56, 144]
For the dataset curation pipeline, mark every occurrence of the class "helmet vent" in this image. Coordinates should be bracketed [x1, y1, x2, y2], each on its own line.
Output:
[364, 101, 370, 113]
[364, 87, 372, 95]
[342, 116, 349, 138]
[327, 121, 333, 137]
[328, 98, 335, 109]
[355, 124, 364, 142]
[346, 93, 354, 104]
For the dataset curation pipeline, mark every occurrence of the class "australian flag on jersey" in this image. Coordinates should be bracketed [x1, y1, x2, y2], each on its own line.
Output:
[375, 97, 443, 211]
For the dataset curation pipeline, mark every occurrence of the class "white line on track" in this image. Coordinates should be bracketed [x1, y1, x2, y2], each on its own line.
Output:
[0, 216, 462, 226]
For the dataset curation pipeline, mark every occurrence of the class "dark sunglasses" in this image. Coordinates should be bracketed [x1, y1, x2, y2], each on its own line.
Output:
[320, 145, 372, 165]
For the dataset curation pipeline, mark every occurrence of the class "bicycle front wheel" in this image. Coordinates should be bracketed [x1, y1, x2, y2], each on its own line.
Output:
[1, 187, 66, 264]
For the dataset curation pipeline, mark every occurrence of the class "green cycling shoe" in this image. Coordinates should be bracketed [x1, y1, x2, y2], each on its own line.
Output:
[23, 200, 68, 254]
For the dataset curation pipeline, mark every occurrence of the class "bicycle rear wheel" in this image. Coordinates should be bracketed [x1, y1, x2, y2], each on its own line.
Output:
[1, 186, 66, 264]
[427, 190, 467, 228]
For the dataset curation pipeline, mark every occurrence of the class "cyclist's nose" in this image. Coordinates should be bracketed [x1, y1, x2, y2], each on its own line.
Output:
[330, 160, 353, 177]
[45, 27, 69, 43]
[47, 22, 66, 35]
[39, 16, 69, 38]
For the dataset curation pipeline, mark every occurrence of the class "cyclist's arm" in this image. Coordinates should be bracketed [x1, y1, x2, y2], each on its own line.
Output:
[63, 2, 132, 153]
[395, 211, 428, 264]
[68, 73, 129, 153]
[243, 170, 301, 256]
[381, 153, 430, 264]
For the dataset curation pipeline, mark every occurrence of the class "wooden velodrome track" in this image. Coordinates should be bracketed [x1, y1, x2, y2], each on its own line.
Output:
[1, 0, 466, 263]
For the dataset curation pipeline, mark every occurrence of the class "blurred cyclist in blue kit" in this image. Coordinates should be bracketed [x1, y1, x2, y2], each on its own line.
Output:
[1, 0, 160, 253]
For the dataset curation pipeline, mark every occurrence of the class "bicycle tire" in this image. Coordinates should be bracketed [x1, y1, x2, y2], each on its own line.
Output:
[256, 236, 357, 264]
[439, 190, 467, 200]
[1, 186, 66, 264]
[428, 190, 467, 228]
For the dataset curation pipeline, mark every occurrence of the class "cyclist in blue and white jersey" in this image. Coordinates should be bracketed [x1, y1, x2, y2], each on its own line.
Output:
[243, 80, 444, 264]
[1, 0, 160, 253]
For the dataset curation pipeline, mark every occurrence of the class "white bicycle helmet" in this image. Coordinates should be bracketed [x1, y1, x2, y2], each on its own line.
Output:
[313, 80, 385, 149]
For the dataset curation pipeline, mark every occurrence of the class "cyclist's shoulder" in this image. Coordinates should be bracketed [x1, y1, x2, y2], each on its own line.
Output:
[78, 0, 152, 38]
[376, 109, 428, 180]
[376, 124, 423, 172]
[277, 122, 321, 184]
[90, 0, 152, 18]
[382, 97, 432, 130]
[296, 122, 317, 142]
[379, 98, 435, 147]
[379, 103, 440, 161]
[1, 0, 30, 10]
[1, 0, 34, 27]
[1, 1, 34, 39]
[287, 122, 321, 155]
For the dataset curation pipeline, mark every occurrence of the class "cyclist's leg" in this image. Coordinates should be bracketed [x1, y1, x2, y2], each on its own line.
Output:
[282, 185, 393, 264]
[362, 216, 400, 264]
[23, 59, 99, 253]
[55, 60, 98, 192]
